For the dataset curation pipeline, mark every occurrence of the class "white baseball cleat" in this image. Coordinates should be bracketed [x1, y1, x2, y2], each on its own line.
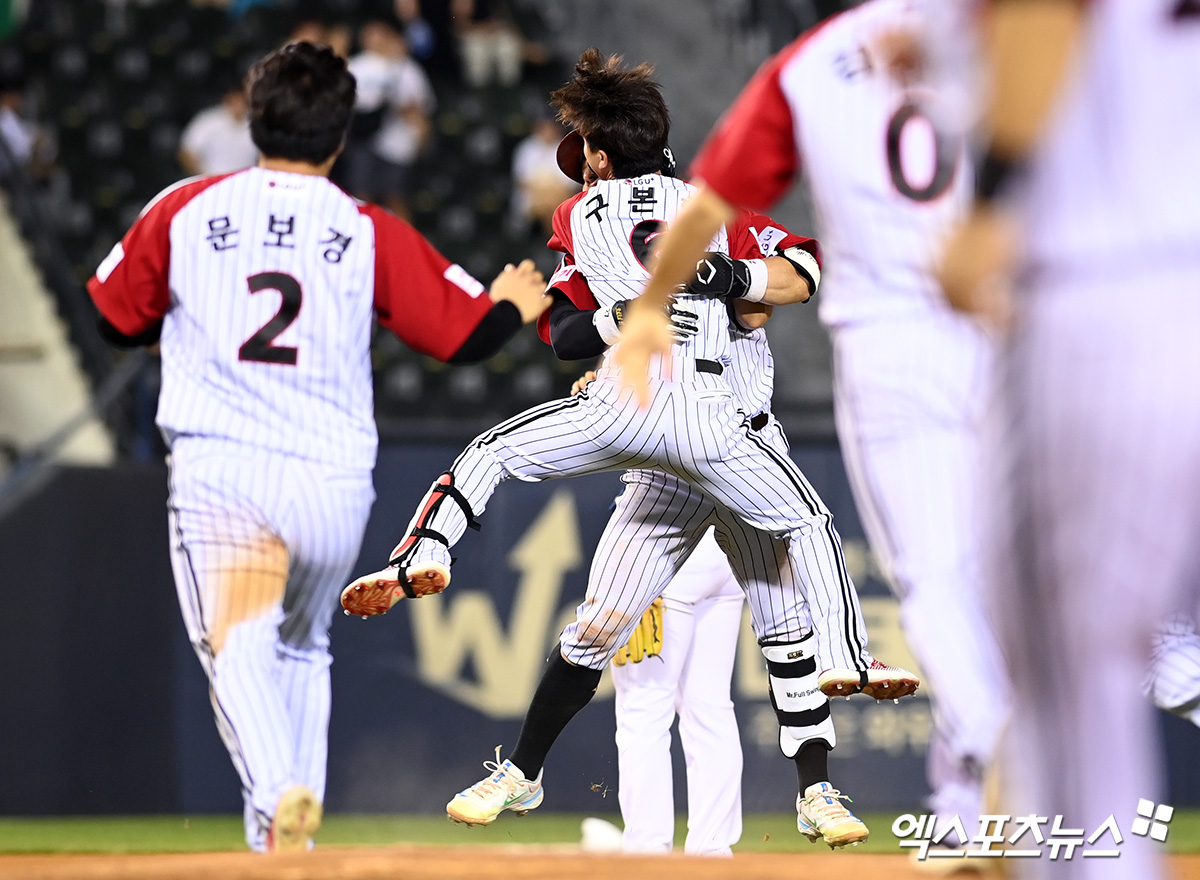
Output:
[818, 658, 920, 700]
[446, 746, 544, 826]
[267, 785, 322, 853]
[796, 782, 869, 849]
[340, 562, 451, 617]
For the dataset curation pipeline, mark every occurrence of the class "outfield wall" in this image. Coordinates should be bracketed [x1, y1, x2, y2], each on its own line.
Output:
[3, 444, 1198, 817]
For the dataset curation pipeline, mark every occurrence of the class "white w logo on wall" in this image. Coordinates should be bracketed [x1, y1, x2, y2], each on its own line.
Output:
[407, 489, 584, 718]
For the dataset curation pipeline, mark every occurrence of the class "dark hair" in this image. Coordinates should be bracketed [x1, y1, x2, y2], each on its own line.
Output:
[550, 48, 670, 180]
[247, 41, 356, 164]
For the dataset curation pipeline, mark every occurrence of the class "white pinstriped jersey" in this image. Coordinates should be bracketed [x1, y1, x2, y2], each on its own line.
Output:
[692, 0, 971, 327]
[88, 167, 495, 470]
[720, 214, 806, 418]
[1020, 0, 1200, 275]
[541, 199, 812, 418]
[554, 174, 733, 369]
[725, 329, 773, 418]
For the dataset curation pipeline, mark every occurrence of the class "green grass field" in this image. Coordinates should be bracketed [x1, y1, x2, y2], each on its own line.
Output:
[3, 812, 1200, 856]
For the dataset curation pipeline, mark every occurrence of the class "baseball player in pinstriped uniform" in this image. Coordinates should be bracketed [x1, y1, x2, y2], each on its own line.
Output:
[544, 167, 921, 852]
[342, 48, 917, 847]
[617, 0, 1012, 845]
[1147, 615, 1200, 728]
[938, 2, 1200, 877]
[85, 42, 548, 853]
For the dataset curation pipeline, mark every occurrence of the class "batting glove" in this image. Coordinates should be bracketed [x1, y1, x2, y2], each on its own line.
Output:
[666, 299, 699, 342]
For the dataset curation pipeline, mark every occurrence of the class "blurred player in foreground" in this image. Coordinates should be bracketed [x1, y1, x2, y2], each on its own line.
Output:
[940, 1, 1195, 878]
[86, 41, 547, 853]
[938, 2, 1200, 878]
[619, 0, 1009, 845]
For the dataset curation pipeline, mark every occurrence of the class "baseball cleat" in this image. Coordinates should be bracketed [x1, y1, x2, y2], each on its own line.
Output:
[267, 785, 322, 853]
[340, 562, 451, 617]
[797, 782, 869, 849]
[818, 658, 920, 700]
[446, 746, 544, 826]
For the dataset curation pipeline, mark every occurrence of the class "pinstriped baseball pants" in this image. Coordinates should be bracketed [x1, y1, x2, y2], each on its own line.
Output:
[405, 369, 869, 670]
[167, 438, 374, 850]
[831, 313, 1009, 824]
[989, 269, 1200, 880]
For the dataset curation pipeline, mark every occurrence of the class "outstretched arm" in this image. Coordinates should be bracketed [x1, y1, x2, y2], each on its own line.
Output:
[612, 187, 737, 406]
[938, 0, 1085, 325]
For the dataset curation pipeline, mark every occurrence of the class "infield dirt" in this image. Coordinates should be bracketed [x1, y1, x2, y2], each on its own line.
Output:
[3, 847, 1200, 880]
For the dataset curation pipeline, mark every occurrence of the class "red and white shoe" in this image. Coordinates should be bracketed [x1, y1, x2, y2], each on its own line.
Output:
[340, 562, 451, 618]
[818, 658, 920, 700]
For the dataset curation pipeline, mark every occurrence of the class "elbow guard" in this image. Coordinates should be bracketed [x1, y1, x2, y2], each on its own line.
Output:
[781, 245, 821, 296]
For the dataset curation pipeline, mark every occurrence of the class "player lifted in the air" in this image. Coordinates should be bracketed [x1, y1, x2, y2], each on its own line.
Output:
[343, 48, 918, 847]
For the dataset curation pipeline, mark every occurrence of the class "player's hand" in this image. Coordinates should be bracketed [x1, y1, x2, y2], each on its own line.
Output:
[612, 299, 673, 408]
[489, 259, 550, 323]
[571, 370, 598, 396]
[666, 298, 699, 342]
[938, 205, 1019, 332]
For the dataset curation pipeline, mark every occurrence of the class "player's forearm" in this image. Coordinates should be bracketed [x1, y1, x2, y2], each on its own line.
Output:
[984, 0, 1084, 160]
[732, 300, 772, 330]
[760, 255, 811, 305]
[641, 186, 735, 310]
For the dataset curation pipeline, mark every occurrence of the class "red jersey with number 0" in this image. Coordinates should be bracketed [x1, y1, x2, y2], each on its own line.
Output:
[87, 167, 493, 468]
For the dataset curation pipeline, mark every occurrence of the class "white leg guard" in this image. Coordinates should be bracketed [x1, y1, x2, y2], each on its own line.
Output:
[761, 634, 836, 757]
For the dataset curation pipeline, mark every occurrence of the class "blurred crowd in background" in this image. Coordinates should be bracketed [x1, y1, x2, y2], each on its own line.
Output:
[0, 0, 850, 472]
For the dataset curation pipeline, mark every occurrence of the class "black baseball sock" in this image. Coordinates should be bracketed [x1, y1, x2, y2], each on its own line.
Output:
[795, 740, 831, 792]
[508, 650, 602, 779]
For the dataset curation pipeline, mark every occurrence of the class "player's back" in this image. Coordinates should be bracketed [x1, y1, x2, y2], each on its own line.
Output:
[1022, 0, 1200, 275]
[565, 174, 734, 371]
[156, 168, 379, 468]
[780, 0, 971, 326]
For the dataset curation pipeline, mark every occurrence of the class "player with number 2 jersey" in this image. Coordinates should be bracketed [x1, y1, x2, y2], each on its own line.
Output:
[86, 42, 547, 853]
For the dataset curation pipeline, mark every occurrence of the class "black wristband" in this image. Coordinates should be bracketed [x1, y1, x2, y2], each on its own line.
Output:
[97, 315, 163, 349]
[975, 149, 1024, 204]
[611, 300, 627, 326]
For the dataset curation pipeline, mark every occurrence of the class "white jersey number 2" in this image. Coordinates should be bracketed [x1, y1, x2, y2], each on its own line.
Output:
[240, 272, 302, 366]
